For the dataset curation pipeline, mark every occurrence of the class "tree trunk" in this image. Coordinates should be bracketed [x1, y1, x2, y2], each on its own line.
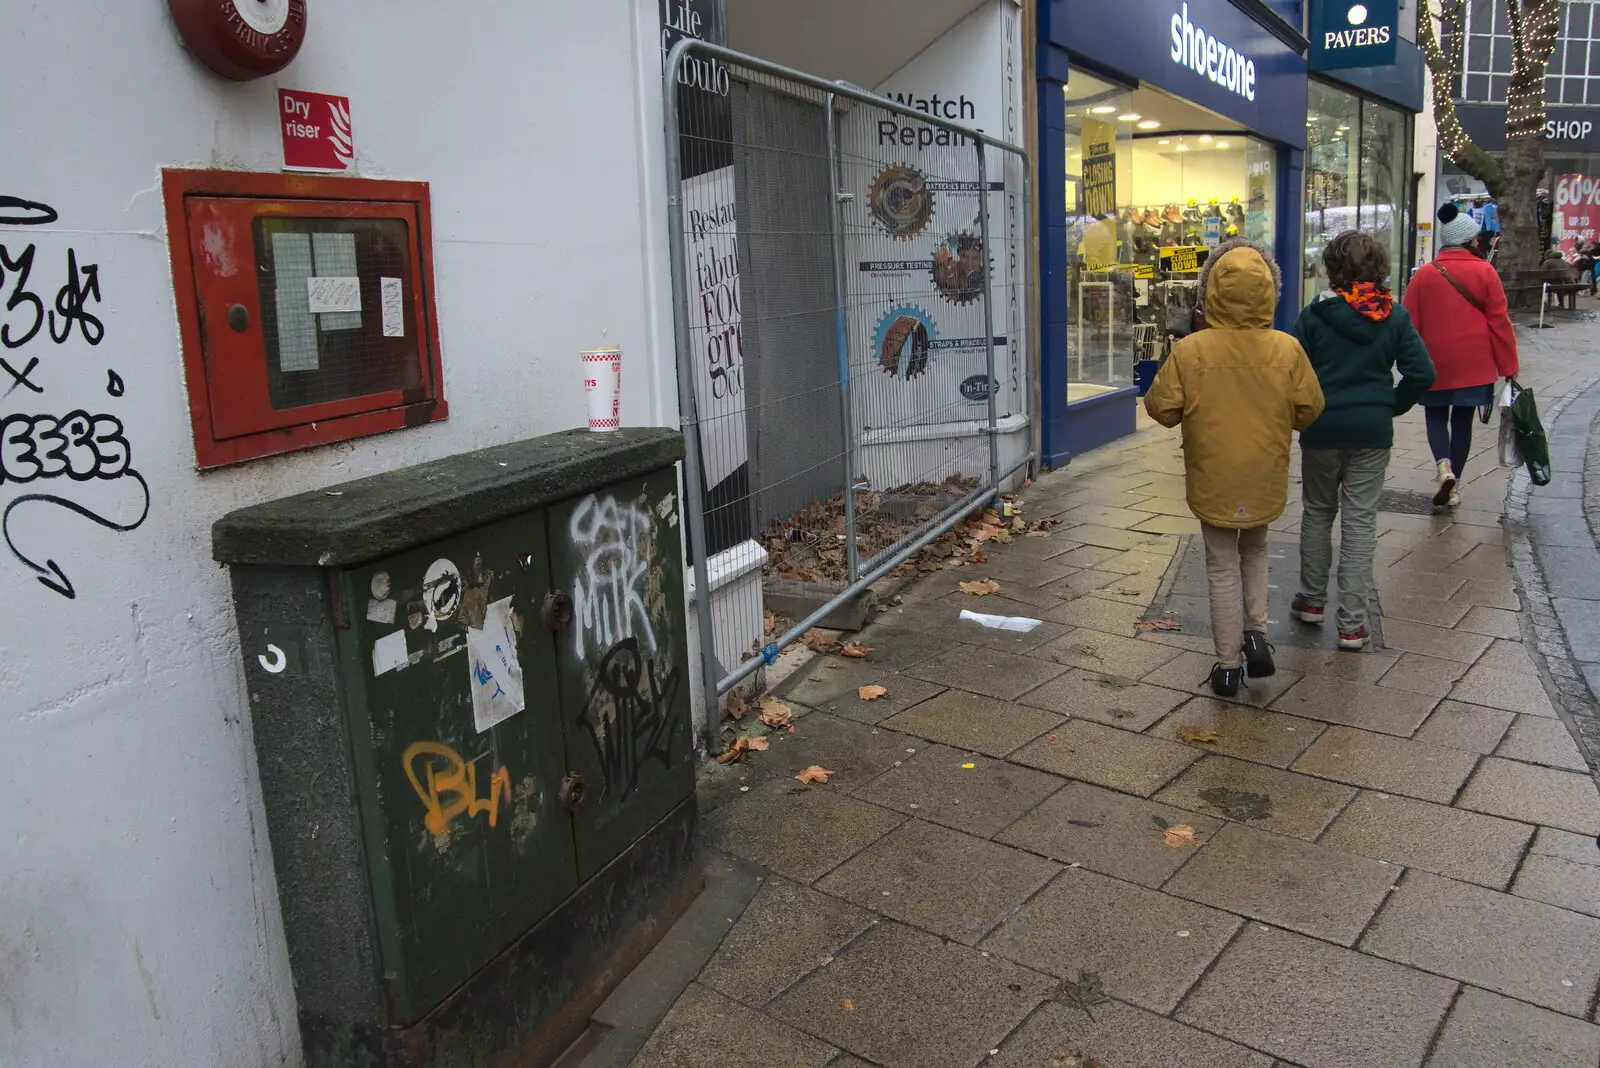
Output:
[1495, 0, 1562, 273]
[1497, 136, 1547, 272]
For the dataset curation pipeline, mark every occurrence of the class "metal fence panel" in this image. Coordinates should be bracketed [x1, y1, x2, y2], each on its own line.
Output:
[665, 40, 1034, 742]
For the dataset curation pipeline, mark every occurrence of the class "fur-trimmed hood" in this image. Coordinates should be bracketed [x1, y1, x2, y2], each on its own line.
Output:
[1195, 238, 1282, 312]
[1195, 240, 1281, 330]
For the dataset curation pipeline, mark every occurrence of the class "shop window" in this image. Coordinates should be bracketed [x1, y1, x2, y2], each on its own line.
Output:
[1304, 85, 1412, 300]
[162, 170, 446, 469]
[1063, 76, 1279, 403]
[1064, 73, 1136, 400]
[1360, 102, 1410, 290]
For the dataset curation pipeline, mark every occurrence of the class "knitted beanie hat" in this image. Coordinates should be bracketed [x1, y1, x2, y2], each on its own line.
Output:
[1437, 202, 1482, 248]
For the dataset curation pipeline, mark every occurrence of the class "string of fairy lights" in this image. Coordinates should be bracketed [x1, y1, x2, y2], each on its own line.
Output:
[1419, 0, 1563, 161]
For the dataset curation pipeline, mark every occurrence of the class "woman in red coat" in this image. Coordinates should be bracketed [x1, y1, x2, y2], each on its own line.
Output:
[1402, 203, 1520, 508]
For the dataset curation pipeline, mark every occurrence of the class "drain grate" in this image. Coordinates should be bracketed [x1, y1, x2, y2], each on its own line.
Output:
[1376, 489, 1442, 516]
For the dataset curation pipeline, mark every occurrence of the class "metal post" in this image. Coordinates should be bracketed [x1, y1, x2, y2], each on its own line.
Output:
[826, 93, 861, 583]
[663, 40, 728, 740]
[977, 141, 1001, 491]
[1023, 164, 1040, 480]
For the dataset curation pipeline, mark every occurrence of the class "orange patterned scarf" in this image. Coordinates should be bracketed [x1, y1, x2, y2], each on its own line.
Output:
[1334, 281, 1394, 321]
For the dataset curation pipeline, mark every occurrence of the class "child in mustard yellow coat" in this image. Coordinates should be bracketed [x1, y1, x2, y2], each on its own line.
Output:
[1144, 240, 1325, 697]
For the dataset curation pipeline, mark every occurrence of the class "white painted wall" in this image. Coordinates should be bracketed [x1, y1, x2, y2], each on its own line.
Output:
[0, 3, 676, 1066]
[1415, 67, 1441, 266]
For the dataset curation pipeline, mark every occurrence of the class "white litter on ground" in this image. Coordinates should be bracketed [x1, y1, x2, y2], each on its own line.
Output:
[959, 609, 1044, 633]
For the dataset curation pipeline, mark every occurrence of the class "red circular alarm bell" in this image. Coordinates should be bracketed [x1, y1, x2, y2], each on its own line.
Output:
[169, 0, 308, 81]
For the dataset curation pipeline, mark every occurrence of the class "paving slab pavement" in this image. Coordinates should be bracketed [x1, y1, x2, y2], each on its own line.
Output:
[626, 318, 1600, 1068]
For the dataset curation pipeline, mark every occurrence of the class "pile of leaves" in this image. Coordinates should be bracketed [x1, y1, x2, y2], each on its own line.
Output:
[906, 502, 1063, 577]
[760, 474, 995, 585]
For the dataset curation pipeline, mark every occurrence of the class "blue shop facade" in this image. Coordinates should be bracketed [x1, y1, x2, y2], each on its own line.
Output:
[1036, 0, 1424, 464]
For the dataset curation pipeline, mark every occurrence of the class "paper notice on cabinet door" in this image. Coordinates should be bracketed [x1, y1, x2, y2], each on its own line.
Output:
[307, 276, 361, 314]
[467, 596, 525, 732]
[372, 630, 409, 676]
[380, 277, 405, 337]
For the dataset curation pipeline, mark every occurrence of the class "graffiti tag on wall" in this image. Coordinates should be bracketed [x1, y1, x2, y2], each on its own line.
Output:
[0, 195, 146, 598]
[402, 741, 513, 835]
[579, 636, 679, 800]
[568, 495, 657, 659]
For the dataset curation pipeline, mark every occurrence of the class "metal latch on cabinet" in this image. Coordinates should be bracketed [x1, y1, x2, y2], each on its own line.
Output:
[542, 591, 574, 631]
[559, 773, 587, 812]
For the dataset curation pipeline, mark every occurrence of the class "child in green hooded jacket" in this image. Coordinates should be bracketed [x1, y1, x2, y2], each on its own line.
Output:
[1290, 230, 1436, 650]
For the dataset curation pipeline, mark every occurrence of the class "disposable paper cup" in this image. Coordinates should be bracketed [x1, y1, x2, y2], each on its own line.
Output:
[582, 347, 621, 432]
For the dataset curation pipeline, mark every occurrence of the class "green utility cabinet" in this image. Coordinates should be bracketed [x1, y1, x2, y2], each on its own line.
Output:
[214, 429, 700, 1068]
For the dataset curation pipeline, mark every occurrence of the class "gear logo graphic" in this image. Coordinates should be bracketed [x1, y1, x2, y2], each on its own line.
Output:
[873, 305, 935, 380]
[869, 165, 935, 240]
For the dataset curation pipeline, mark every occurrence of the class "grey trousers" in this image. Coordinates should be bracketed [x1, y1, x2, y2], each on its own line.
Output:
[1200, 522, 1270, 668]
[1298, 447, 1391, 632]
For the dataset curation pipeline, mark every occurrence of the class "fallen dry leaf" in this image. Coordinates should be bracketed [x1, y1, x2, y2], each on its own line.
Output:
[959, 579, 1002, 596]
[758, 697, 792, 729]
[875, 604, 891, 613]
[1176, 725, 1222, 744]
[716, 737, 753, 764]
[967, 546, 990, 565]
[745, 736, 770, 752]
[726, 690, 748, 720]
[1162, 824, 1204, 848]
[840, 642, 872, 659]
[1134, 618, 1181, 632]
[795, 765, 834, 784]
[1025, 529, 1053, 538]
[971, 521, 1007, 543]
[1115, 587, 1142, 597]
[802, 628, 842, 654]
[858, 684, 889, 701]
[841, 998, 855, 1013]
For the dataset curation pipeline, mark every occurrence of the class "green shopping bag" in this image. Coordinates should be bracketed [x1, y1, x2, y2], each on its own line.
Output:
[1506, 380, 1552, 486]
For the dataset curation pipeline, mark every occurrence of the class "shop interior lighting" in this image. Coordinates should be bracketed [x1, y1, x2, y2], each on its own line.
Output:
[1137, 120, 1161, 129]
[1117, 113, 1142, 122]
[1090, 105, 1117, 114]
[1158, 138, 1172, 144]
[1198, 134, 1213, 142]
[1216, 141, 1231, 149]
[1176, 143, 1190, 152]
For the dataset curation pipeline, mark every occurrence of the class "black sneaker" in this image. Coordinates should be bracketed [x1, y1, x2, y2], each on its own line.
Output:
[1242, 631, 1275, 678]
[1208, 664, 1242, 698]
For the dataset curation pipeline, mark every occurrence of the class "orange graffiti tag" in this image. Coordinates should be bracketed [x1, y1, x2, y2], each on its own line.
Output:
[402, 742, 513, 835]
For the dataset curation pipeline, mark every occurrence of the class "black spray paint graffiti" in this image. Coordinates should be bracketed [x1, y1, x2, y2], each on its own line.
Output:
[578, 637, 679, 800]
[1, 231, 104, 394]
[0, 196, 143, 599]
